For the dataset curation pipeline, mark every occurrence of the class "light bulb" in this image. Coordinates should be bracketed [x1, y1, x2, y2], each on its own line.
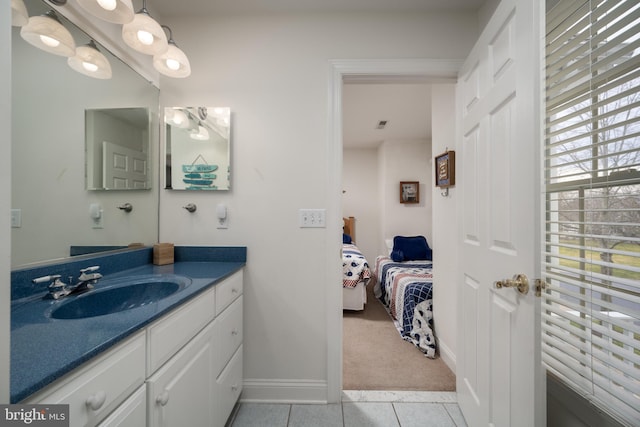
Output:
[97, 0, 117, 11]
[137, 29, 154, 45]
[40, 34, 60, 48]
[82, 61, 99, 72]
[165, 58, 180, 71]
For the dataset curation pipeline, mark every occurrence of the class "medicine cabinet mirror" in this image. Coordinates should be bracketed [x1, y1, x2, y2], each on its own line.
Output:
[164, 107, 231, 191]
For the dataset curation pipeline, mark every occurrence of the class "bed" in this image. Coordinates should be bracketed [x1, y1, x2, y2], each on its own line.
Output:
[342, 216, 371, 311]
[372, 235, 436, 358]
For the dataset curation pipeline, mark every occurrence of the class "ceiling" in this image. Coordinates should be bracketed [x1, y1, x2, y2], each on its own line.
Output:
[342, 83, 432, 149]
[151, 0, 487, 19]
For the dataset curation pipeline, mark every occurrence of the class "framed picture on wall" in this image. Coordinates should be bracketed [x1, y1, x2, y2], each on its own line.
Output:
[400, 181, 419, 204]
[435, 150, 456, 188]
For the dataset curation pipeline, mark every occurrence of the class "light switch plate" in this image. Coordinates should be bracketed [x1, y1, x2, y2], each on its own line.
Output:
[299, 209, 326, 228]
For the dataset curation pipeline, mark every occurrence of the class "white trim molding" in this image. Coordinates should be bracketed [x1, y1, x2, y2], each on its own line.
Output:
[240, 379, 329, 404]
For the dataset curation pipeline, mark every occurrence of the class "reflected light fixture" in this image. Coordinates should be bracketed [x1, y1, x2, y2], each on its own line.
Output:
[20, 10, 76, 57]
[77, 0, 135, 24]
[165, 108, 190, 128]
[122, 0, 168, 55]
[68, 40, 113, 79]
[153, 26, 191, 78]
[11, 0, 29, 27]
[190, 125, 210, 141]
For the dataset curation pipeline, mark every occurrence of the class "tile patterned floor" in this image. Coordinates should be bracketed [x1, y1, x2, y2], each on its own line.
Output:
[229, 391, 468, 427]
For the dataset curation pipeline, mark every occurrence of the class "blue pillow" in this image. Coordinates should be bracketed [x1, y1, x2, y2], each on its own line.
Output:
[392, 236, 432, 261]
[343, 233, 352, 244]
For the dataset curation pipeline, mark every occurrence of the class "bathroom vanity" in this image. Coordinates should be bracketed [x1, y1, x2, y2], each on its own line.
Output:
[11, 246, 245, 427]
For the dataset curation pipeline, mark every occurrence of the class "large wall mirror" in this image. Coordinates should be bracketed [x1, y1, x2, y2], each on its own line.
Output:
[165, 107, 231, 191]
[11, 0, 160, 268]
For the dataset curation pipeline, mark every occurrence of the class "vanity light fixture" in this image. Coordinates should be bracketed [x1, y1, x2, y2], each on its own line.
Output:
[122, 0, 168, 55]
[11, 0, 29, 27]
[153, 25, 191, 78]
[76, 0, 135, 24]
[68, 40, 113, 79]
[20, 10, 76, 57]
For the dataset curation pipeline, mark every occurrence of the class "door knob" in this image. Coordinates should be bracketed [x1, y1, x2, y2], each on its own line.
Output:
[495, 273, 529, 295]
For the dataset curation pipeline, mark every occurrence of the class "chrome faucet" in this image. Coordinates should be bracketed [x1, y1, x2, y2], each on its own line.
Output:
[75, 266, 102, 292]
[33, 275, 71, 300]
[34, 266, 102, 300]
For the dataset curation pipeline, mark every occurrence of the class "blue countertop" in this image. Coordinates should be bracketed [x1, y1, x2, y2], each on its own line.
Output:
[11, 247, 246, 403]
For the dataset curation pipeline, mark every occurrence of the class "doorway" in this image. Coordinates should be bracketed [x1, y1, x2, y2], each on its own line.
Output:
[325, 59, 462, 402]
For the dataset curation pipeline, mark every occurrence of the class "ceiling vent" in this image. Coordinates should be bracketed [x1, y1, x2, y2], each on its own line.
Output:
[376, 120, 388, 129]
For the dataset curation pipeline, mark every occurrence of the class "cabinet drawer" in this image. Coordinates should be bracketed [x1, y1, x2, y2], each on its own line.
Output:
[27, 332, 145, 427]
[214, 295, 243, 375]
[215, 270, 243, 315]
[216, 345, 243, 427]
[147, 285, 215, 374]
[97, 385, 146, 427]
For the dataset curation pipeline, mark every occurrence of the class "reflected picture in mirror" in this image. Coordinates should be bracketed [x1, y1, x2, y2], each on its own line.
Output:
[165, 107, 231, 191]
[86, 107, 151, 190]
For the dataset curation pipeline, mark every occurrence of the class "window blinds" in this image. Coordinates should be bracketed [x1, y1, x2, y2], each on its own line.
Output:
[544, 1, 640, 426]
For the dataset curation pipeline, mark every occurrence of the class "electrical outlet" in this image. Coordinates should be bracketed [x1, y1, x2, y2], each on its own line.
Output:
[11, 209, 21, 228]
[299, 209, 326, 228]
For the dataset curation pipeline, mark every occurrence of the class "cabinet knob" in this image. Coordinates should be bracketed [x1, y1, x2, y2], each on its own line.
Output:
[156, 389, 170, 406]
[85, 390, 107, 411]
[231, 329, 238, 336]
[231, 288, 239, 294]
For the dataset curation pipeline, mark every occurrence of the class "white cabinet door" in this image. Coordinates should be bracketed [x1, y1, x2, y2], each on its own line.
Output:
[97, 386, 146, 427]
[456, 0, 544, 426]
[147, 321, 216, 427]
[216, 345, 243, 427]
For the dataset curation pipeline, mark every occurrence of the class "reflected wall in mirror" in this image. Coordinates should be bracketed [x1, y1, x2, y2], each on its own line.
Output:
[165, 107, 231, 191]
[11, 0, 160, 268]
[86, 107, 151, 190]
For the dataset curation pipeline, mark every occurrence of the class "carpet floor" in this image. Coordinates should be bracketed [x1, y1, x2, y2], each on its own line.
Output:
[342, 283, 456, 391]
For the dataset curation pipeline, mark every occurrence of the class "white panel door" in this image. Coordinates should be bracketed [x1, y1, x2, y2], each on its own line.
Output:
[103, 141, 148, 189]
[456, 1, 544, 426]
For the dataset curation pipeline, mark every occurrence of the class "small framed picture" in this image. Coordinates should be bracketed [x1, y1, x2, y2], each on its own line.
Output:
[400, 181, 419, 204]
[435, 150, 456, 188]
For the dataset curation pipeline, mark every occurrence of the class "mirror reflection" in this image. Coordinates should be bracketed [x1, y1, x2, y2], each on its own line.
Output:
[11, 0, 160, 268]
[165, 107, 231, 191]
[86, 107, 151, 190]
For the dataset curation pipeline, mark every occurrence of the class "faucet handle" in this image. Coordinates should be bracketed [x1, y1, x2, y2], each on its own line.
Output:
[80, 266, 100, 274]
[32, 274, 61, 284]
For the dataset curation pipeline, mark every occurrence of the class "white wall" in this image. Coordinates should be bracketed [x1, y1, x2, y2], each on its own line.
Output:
[1, 0, 11, 403]
[378, 139, 432, 254]
[159, 11, 477, 402]
[431, 85, 458, 370]
[343, 139, 432, 261]
[342, 148, 379, 262]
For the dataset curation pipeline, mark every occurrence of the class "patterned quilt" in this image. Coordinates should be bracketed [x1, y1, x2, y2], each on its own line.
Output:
[342, 244, 371, 288]
[373, 256, 436, 358]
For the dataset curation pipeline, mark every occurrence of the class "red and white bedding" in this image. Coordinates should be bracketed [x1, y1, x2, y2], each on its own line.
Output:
[342, 243, 371, 288]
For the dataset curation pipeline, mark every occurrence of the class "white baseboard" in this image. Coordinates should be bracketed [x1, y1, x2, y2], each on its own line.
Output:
[437, 338, 456, 373]
[240, 379, 328, 404]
